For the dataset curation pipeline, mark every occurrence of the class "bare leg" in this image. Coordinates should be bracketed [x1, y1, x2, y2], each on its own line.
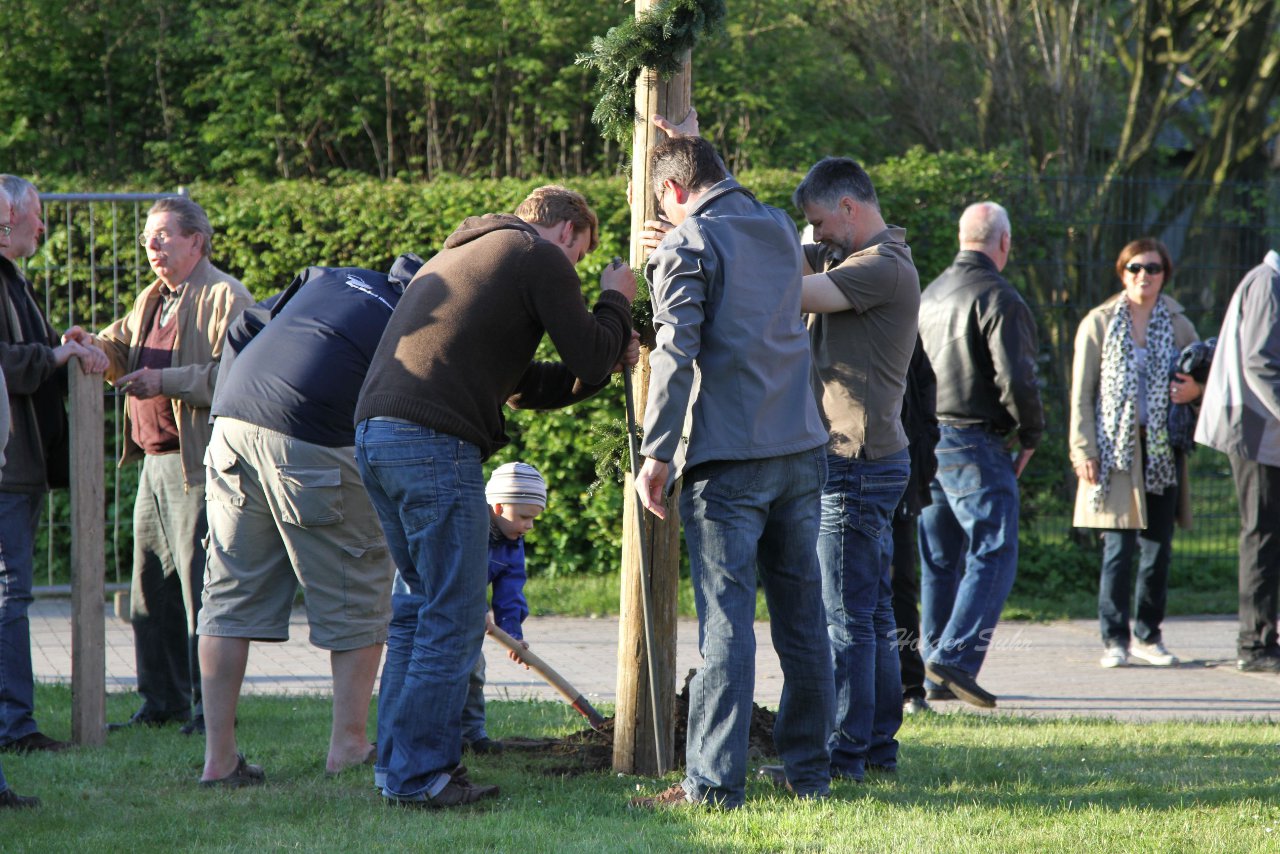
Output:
[326, 643, 383, 773]
[199, 636, 250, 781]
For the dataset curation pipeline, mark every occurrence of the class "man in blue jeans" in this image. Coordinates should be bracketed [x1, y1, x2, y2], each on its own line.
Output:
[788, 157, 919, 781]
[917, 202, 1044, 708]
[633, 123, 834, 808]
[354, 185, 634, 808]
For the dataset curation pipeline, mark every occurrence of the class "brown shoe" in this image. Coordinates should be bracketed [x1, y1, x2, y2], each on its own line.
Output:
[0, 732, 71, 754]
[0, 788, 40, 809]
[630, 783, 694, 810]
[199, 754, 265, 789]
[386, 776, 499, 809]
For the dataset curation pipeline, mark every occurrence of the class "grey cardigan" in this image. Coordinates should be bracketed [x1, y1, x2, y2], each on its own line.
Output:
[640, 178, 827, 475]
[1195, 250, 1280, 466]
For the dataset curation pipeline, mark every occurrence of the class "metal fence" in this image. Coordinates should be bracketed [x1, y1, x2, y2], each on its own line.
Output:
[26, 177, 1280, 588]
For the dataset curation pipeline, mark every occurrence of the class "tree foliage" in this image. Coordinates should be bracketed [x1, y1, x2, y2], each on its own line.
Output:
[9, 0, 1274, 189]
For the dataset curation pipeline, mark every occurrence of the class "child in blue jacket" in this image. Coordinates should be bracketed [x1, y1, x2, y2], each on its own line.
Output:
[462, 462, 547, 753]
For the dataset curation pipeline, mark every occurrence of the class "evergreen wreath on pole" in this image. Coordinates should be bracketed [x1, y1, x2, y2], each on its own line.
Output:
[576, 0, 727, 144]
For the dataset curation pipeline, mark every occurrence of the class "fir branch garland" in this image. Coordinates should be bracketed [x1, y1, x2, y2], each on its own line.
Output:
[576, 0, 727, 144]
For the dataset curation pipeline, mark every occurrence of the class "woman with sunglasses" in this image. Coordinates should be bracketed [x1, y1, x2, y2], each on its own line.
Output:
[1069, 237, 1203, 669]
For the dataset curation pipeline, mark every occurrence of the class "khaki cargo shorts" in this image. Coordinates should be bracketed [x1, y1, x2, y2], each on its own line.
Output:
[198, 417, 392, 650]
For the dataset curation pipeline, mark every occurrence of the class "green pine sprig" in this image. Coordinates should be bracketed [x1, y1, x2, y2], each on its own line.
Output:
[576, 0, 727, 144]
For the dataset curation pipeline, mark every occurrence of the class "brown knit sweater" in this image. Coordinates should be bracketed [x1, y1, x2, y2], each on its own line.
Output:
[354, 215, 632, 459]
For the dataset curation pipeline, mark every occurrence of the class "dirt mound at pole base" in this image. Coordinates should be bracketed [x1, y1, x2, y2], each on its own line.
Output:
[505, 674, 778, 776]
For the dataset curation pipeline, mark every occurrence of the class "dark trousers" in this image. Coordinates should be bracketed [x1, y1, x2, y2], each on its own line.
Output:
[1230, 455, 1280, 657]
[890, 514, 926, 700]
[1098, 480, 1178, 647]
[130, 453, 207, 719]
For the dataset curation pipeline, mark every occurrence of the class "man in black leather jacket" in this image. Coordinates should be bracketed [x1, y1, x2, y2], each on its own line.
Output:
[916, 201, 1044, 709]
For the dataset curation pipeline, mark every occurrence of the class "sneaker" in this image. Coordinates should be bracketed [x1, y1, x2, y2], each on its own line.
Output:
[1237, 651, 1280, 673]
[0, 788, 39, 809]
[923, 663, 997, 709]
[630, 783, 695, 810]
[925, 686, 957, 702]
[903, 696, 931, 715]
[1100, 646, 1129, 668]
[1130, 640, 1178, 666]
[0, 732, 71, 754]
[386, 776, 499, 809]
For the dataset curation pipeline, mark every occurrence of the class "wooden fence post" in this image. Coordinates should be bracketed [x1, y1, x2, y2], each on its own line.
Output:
[69, 357, 105, 745]
[613, 3, 691, 775]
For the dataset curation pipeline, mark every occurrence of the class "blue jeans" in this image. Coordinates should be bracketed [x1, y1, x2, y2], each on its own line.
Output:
[818, 449, 909, 779]
[678, 448, 834, 807]
[461, 652, 488, 743]
[355, 420, 488, 801]
[1099, 479, 1178, 647]
[918, 426, 1020, 680]
[0, 492, 42, 746]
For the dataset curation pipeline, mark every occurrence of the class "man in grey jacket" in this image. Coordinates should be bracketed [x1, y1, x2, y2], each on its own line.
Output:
[1195, 250, 1280, 673]
[917, 202, 1044, 709]
[633, 131, 834, 809]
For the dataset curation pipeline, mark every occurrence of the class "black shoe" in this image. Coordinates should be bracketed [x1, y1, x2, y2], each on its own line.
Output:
[179, 716, 206, 736]
[0, 732, 71, 754]
[0, 788, 40, 809]
[463, 737, 504, 755]
[1237, 651, 1280, 673]
[925, 686, 957, 702]
[924, 663, 997, 709]
[107, 709, 190, 732]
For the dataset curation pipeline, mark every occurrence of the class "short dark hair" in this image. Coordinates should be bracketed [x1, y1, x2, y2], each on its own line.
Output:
[792, 157, 879, 213]
[515, 185, 599, 252]
[149, 196, 214, 257]
[1115, 237, 1174, 283]
[649, 137, 726, 201]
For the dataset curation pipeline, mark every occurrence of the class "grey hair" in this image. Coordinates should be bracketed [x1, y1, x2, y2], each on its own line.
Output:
[148, 196, 214, 257]
[792, 157, 879, 213]
[959, 201, 1011, 246]
[0, 175, 39, 217]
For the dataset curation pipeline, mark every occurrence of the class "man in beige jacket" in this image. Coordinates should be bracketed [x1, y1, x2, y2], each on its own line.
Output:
[68, 197, 252, 733]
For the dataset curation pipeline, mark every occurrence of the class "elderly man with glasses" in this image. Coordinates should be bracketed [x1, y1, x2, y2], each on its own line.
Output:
[66, 196, 252, 735]
[0, 175, 108, 755]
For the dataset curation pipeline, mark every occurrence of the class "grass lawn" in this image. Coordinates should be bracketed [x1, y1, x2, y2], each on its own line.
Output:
[4, 685, 1277, 852]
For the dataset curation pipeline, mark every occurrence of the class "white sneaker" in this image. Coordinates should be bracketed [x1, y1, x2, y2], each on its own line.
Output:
[1130, 640, 1179, 666]
[1100, 646, 1128, 668]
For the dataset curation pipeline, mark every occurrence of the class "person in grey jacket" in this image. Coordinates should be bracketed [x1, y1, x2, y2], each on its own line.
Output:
[916, 202, 1044, 709]
[1195, 249, 1280, 673]
[632, 126, 834, 809]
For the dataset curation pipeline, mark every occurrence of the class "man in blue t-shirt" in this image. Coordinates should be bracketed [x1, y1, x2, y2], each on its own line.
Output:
[195, 255, 421, 788]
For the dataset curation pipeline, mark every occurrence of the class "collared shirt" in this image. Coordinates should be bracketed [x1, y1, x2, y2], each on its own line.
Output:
[803, 227, 920, 459]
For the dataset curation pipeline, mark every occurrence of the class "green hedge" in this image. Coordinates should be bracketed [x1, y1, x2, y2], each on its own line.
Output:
[38, 148, 1104, 601]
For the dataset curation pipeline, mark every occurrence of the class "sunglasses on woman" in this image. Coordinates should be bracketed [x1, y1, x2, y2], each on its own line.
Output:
[1124, 262, 1164, 275]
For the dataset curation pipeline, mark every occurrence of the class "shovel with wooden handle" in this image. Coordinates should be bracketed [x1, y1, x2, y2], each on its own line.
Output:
[486, 623, 607, 732]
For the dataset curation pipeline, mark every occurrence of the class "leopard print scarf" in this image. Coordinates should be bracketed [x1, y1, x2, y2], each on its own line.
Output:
[1091, 297, 1178, 511]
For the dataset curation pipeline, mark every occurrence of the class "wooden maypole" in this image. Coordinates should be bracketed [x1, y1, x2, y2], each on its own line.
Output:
[612, 3, 691, 777]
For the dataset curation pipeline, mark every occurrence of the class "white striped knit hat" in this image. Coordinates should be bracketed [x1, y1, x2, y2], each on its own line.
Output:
[485, 461, 548, 510]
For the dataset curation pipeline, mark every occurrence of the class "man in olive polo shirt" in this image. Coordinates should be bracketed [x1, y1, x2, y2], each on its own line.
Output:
[791, 156, 920, 782]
